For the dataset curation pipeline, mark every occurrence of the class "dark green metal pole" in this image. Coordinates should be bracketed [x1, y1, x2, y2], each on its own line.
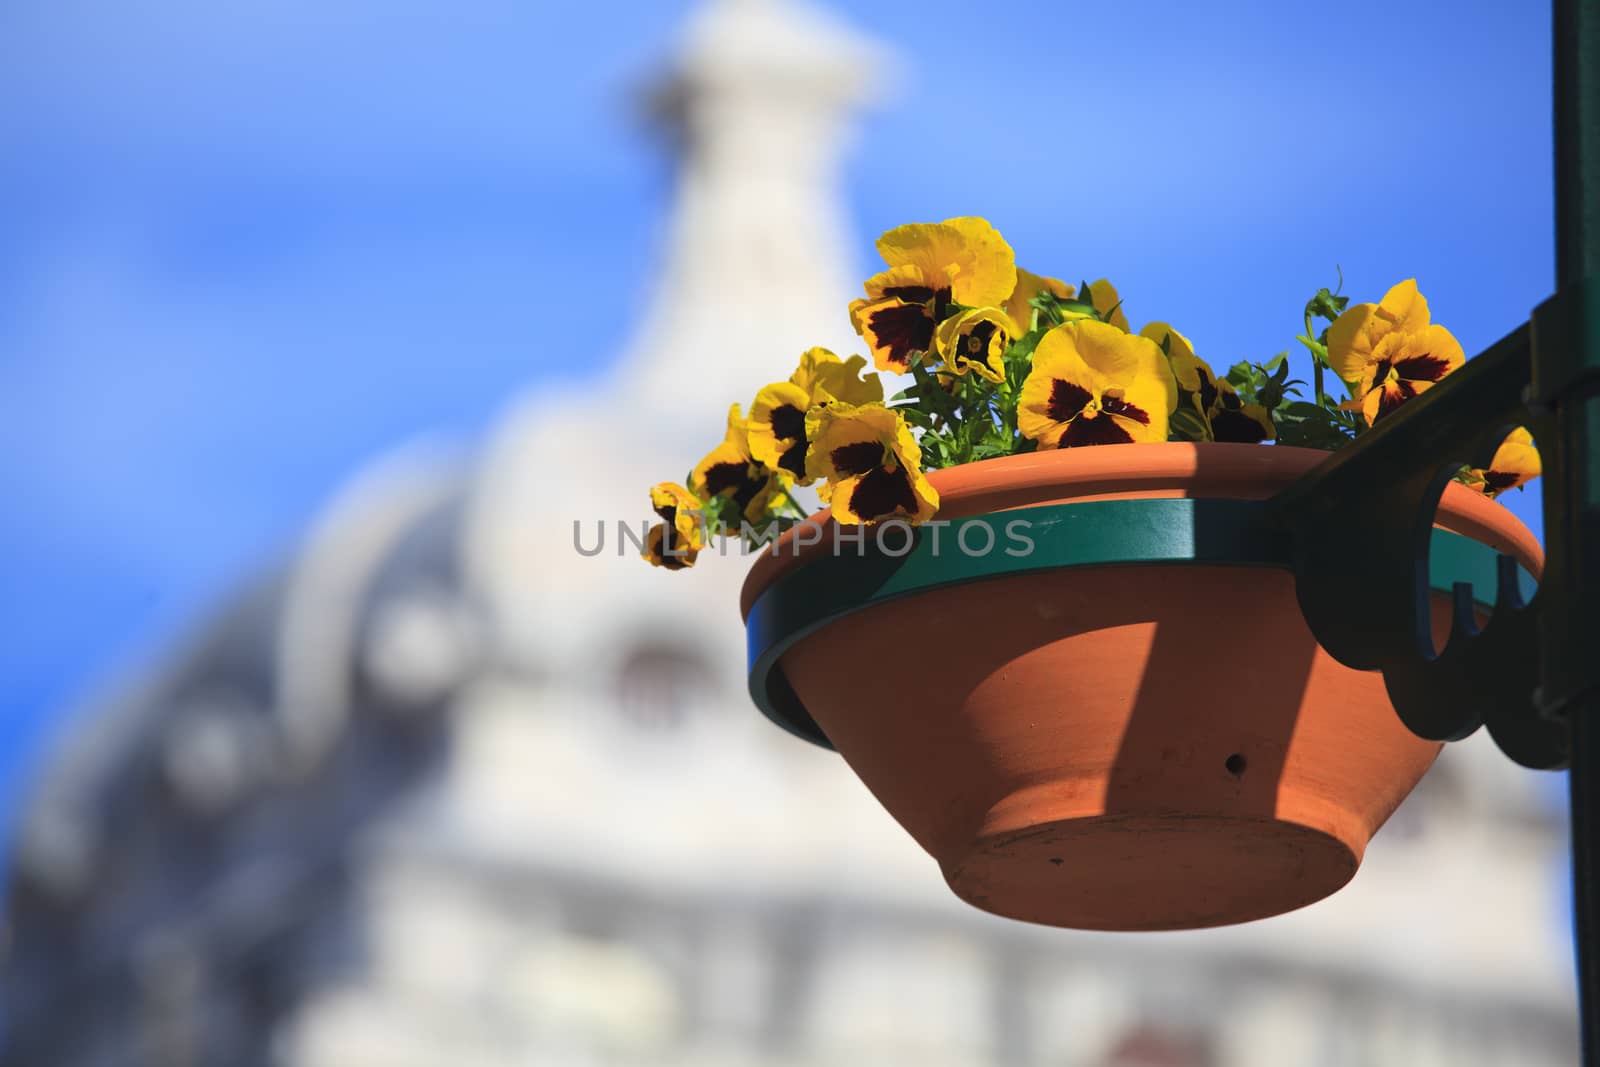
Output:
[1557, 0, 1600, 285]
[1551, 0, 1600, 1060]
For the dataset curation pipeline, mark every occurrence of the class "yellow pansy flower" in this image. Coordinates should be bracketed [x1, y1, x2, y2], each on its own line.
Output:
[848, 217, 1017, 372]
[642, 522, 699, 570]
[649, 482, 705, 551]
[804, 402, 939, 525]
[1019, 320, 1176, 448]
[1326, 278, 1430, 379]
[747, 381, 811, 478]
[934, 306, 1018, 383]
[1352, 326, 1465, 425]
[690, 404, 793, 526]
[1140, 322, 1274, 443]
[791, 347, 884, 406]
[1208, 378, 1276, 443]
[1003, 268, 1074, 334]
[1468, 428, 1541, 498]
[1328, 279, 1463, 424]
[1140, 322, 1208, 414]
[748, 348, 882, 482]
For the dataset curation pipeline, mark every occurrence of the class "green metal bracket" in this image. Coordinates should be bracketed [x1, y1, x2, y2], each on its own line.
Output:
[1267, 323, 1568, 768]
[1271, 0, 1600, 1055]
[1270, 270, 1600, 1064]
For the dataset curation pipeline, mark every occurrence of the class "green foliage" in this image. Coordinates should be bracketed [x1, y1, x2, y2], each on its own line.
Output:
[1274, 401, 1362, 449]
[696, 488, 742, 534]
[1223, 291, 1365, 453]
[899, 273, 1377, 467]
[1227, 351, 1300, 411]
[1303, 281, 1349, 327]
[1240, 274, 1366, 450]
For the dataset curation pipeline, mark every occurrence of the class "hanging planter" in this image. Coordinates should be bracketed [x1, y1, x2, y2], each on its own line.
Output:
[739, 443, 1542, 930]
[637, 216, 1547, 931]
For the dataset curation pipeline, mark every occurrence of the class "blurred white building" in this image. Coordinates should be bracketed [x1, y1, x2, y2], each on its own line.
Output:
[2, 1, 1580, 1065]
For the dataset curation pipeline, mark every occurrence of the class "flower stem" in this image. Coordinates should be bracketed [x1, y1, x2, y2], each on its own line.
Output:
[1305, 309, 1329, 408]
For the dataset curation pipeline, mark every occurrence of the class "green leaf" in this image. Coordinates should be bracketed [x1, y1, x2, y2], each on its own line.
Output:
[1304, 285, 1349, 326]
[1296, 333, 1331, 365]
[1226, 360, 1263, 390]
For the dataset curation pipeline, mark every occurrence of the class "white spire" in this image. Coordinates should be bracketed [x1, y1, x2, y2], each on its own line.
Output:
[615, 0, 885, 440]
[461, 0, 887, 674]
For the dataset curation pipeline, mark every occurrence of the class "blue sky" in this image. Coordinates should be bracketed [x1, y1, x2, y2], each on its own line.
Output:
[0, 0, 1557, 816]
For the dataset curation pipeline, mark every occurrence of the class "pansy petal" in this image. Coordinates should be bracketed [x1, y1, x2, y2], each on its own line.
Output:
[871, 218, 1016, 310]
[692, 447, 749, 499]
[1363, 379, 1418, 424]
[747, 382, 811, 468]
[875, 223, 963, 277]
[1003, 268, 1074, 333]
[1376, 278, 1430, 333]
[805, 402, 937, 525]
[643, 522, 699, 570]
[1086, 279, 1130, 332]
[1019, 320, 1175, 447]
[1472, 427, 1541, 496]
[851, 295, 936, 372]
[1209, 403, 1275, 443]
[862, 262, 933, 301]
[846, 466, 918, 522]
[1019, 329, 1098, 443]
[934, 306, 1016, 383]
[1328, 279, 1438, 394]
[1017, 397, 1068, 446]
[789, 347, 841, 395]
[1139, 321, 1194, 363]
[941, 216, 1017, 307]
[1062, 413, 1137, 446]
[1327, 301, 1381, 383]
[805, 401, 892, 483]
[1072, 320, 1176, 418]
[690, 404, 753, 499]
[809, 352, 884, 407]
[649, 481, 705, 549]
[1397, 324, 1465, 380]
[1107, 385, 1167, 442]
[1141, 322, 1214, 418]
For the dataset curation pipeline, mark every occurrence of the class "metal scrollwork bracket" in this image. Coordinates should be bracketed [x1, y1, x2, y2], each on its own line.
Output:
[1269, 271, 1600, 1057]
[1268, 313, 1574, 769]
[1278, 0, 1600, 1056]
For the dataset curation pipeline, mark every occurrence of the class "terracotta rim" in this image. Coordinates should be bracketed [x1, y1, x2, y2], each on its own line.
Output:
[741, 442, 1543, 619]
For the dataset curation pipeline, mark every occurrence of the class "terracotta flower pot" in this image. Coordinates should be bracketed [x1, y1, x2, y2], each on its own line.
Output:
[740, 443, 1543, 931]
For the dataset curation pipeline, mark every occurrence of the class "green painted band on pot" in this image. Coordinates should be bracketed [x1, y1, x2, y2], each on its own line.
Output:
[744, 497, 1537, 749]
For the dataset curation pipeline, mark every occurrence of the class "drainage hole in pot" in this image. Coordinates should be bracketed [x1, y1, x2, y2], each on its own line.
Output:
[1224, 753, 1247, 777]
[1048, 857, 1063, 866]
